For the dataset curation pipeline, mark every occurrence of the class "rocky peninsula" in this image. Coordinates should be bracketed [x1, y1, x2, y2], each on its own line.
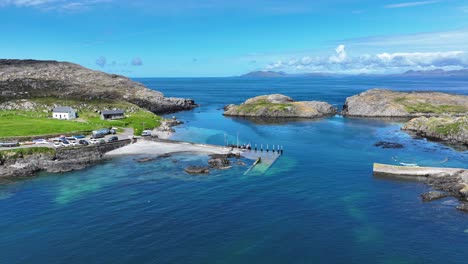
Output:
[0, 59, 196, 114]
[342, 89, 467, 117]
[224, 94, 336, 118]
[402, 116, 468, 146]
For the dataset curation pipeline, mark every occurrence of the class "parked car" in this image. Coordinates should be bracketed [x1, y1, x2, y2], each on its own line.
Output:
[99, 139, 106, 144]
[91, 133, 105, 139]
[109, 128, 117, 134]
[61, 140, 71, 147]
[33, 139, 48, 144]
[78, 140, 89, 146]
[0, 141, 19, 147]
[73, 135, 85, 139]
[53, 141, 61, 148]
[89, 138, 99, 144]
[108, 136, 118, 142]
[93, 128, 110, 137]
[141, 130, 152, 136]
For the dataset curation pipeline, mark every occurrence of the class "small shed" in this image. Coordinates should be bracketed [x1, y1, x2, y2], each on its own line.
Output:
[52, 107, 76, 120]
[101, 109, 125, 120]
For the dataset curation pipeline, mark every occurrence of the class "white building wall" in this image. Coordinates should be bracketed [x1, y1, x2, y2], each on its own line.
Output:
[53, 111, 75, 120]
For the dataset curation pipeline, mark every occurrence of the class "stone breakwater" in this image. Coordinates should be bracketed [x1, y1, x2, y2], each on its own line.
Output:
[0, 140, 131, 178]
[373, 163, 468, 212]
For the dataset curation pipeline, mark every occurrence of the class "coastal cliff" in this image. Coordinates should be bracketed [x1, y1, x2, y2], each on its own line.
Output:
[0, 140, 130, 178]
[0, 59, 196, 114]
[342, 89, 467, 117]
[224, 94, 336, 118]
[402, 116, 468, 146]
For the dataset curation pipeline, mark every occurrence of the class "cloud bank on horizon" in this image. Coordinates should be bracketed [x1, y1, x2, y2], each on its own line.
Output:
[265, 44, 468, 74]
[0, 0, 467, 76]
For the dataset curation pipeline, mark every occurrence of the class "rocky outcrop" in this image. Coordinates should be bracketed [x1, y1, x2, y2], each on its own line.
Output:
[184, 166, 210, 174]
[208, 154, 232, 169]
[0, 59, 197, 114]
[0, 140, 131, 178]
[402, 116, 468, 146]
[373, 163, 468, 212]
[224, 94, 336, 118]
[342, 89, 467, 117]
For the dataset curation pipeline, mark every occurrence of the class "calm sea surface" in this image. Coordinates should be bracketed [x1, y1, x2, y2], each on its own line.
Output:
[1, 77, 467, 264]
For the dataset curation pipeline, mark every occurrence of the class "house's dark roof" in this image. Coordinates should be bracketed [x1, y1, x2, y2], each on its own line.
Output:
[53, 107, 74, 113]
[101, 109, 125, 115]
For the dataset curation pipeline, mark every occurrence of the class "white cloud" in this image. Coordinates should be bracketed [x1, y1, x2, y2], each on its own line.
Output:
[329, 44, 347, 63]
[384, 1, 438, 9]
[265, 45, 468, 74]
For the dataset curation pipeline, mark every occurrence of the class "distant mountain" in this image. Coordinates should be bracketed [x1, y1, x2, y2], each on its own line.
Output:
[395, 69, 468, 77]
[240, 69, 468, 78]
[240, 71, 289, 77]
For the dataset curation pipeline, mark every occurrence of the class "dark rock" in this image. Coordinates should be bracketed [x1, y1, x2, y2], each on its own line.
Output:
[421, 191, 449, 202]
[374, 141, 404, 149]
[184, 166, 210, 174]
[208, 157, 231, 169]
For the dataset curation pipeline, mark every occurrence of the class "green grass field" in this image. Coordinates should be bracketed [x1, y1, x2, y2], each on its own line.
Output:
[0, 98, 162, 138]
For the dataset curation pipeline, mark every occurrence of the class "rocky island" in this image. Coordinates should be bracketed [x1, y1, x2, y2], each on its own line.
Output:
[0, 59, 197, 114]
[342, 88, 467, 118]
[402, 116, 468, 146]
[223, 94, 336, 118]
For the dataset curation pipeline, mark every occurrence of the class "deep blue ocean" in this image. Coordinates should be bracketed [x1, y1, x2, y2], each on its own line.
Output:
[1, 77, 467, 264]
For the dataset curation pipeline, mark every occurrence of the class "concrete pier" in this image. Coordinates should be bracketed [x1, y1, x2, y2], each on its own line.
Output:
[373, 163, 466, 180]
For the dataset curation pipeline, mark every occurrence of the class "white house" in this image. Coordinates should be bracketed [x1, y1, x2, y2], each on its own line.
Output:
[52, 107, 77, 120]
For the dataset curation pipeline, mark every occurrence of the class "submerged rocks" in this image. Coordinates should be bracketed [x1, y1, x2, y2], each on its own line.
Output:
[184, 166, 210, 174]
[342, 89, 468, 117]
[224, 94, 336, 118]
[0, 59, 197, 114]
[421, 191, 449, 202]
[402, 116, 468, 146]
[374, 141, 404, 149]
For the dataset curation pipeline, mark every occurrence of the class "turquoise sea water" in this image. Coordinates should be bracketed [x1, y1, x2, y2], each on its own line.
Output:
[1, 77, 467, 264]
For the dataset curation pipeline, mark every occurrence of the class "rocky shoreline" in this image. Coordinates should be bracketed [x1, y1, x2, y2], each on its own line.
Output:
[402, 116, 467, 146]
[0, 140, 131, 179]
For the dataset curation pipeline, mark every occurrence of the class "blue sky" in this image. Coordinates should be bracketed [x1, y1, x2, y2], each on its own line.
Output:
[0, 0, 468, 77]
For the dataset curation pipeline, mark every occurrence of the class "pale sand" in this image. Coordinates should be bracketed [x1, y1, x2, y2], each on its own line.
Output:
[105, 140, 231, 157]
